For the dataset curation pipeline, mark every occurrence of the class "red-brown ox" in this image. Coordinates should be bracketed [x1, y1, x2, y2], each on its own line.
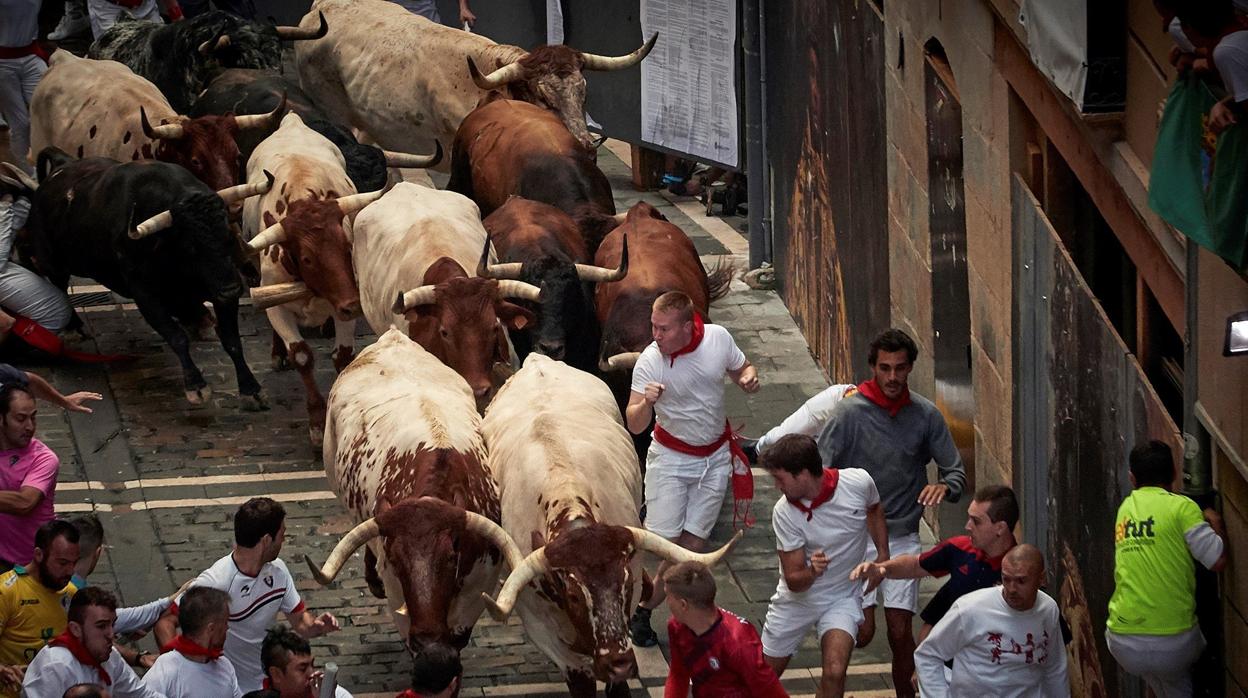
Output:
[305, 328, 523, 673]
[479, 197, 627, 374]
[242, 113, 436, 445]
[29, 52, 281, 193]
[294, 0, 655, 163]
[481, 354, 739, 697]
[449, 98, 617, 251]
[352, 183, 541, 409]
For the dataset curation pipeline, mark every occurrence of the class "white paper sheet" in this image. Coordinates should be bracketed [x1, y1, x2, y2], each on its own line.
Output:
[639, 0, 738, 167]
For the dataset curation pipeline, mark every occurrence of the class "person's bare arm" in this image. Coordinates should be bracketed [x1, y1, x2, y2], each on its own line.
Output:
[727, 361, 759, 393]
[626, 386, 660, 434]
[778, 548, 826, 594]
[152, 609, 178, 647]
[459, 0, 477, 27]
[23, 372, 101, 414]
[0, 487, 43, 516]
[288, 609, 339, 638]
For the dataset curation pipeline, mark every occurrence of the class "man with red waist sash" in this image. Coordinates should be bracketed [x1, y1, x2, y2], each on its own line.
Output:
[624, 290, 760, 647]
[0, 0, 50, 176]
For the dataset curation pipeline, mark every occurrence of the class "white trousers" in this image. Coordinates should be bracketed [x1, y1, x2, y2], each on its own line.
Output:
[87, 0, 162, 39]
[0, 55, 46, 175]
[1106, 626, 1205, 698]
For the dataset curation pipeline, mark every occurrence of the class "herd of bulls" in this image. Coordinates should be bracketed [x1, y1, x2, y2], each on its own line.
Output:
[1, 2, 742, 695]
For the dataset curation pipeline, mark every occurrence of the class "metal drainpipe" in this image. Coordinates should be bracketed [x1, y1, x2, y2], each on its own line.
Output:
[1182, 242, 1211, 496]
[743, 0, 770, 269]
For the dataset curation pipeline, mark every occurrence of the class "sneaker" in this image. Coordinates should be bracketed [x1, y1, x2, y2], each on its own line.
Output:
[48, 2, 90, 41]
[628, 606, 658, 647]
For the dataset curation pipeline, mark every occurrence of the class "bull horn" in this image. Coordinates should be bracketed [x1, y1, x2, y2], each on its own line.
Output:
[598, 352, 641, 372]
[392, 286, 437, 314]
[234, 92, 287, 131]
[575, 234, 628, 282]
[247, 219, 287, 251]
[335, 187, 385, 215]
[481, 547, 550, 620]
[382, 141, 443, 169]
[198, 33, 230, 55]
[128, 209, 174, 239]
[140, 106, 185, 140]
[580, 33, 658, 72]
[463, 510, 525, 571]
[467, 56, 524, 91]
[276, 11, 327, 40]
[0, 163, 38, 192]
[303, 517, 382, 585]
[250, 281, 312, 309]
[476, 236, 523, 280]
[629, 527, 742, 567]
[497, 280, 542, 302]
[217, 170, 275, 205]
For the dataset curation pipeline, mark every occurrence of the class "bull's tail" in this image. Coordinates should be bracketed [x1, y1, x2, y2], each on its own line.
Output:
[706, 258, 735, 301]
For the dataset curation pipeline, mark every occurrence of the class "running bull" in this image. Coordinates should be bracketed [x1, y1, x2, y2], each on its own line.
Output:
[305, 328, 522, 675]
[21, 148, 272, 408]
[481, 353, 739, 697]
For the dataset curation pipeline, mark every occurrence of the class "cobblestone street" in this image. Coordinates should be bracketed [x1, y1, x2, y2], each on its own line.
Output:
[26, 146, 938, 697]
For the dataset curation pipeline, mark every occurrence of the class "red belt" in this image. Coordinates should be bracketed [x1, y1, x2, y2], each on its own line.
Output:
[0, 42, 49, 63]
[11, 315, 133, 363]
[652, 420, 754, 530]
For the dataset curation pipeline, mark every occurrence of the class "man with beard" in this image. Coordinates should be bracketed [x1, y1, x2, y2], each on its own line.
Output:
[816, 328, 965, 698]
[0, 519, 79, 695]
[20, 587, 161, 698]
[0, 385, 61, 571]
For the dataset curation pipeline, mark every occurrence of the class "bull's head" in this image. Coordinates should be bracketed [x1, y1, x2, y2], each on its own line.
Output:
[248, 188, 385, 320]
[140, 98, 285, 194]
[393, 268, 540, 406]
[484, 525, 741, 684]
[466, 35, 658, 152]
[304, 496, 523, 670]
[477, 235, 627, 361]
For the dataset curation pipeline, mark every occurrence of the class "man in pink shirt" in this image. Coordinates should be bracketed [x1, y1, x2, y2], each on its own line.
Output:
[0, 385, 60, 570]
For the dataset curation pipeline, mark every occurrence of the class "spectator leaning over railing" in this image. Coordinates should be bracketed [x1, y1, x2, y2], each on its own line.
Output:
[1175, 1, 1248, 133]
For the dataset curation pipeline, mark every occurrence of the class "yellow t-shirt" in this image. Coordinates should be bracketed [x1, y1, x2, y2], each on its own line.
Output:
[0, 569, 75, 675]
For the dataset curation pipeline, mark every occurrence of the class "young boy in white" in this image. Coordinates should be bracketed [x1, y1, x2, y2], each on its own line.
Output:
[914, 544, 1069, 698]
[625, 291, 760, 646]
[143, 586, 243, 698]
[758, 434, 888, 698]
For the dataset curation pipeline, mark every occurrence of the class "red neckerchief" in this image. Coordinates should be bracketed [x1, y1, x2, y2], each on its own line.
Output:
[48, 630, 111, 685]
[787, 468, 840, 521]
[856, 379, 912, 418]
[652, 420, 754, 530]
[666, 312, 705, 366]
[395, 691, 421, 698]
[161, 634, 224, 661]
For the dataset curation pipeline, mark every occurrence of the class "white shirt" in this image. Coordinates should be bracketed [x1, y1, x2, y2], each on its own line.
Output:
[176, 555, 305, 692]
[142, 649, 243, 698]
[758, 383, 856, 452]
[0, 0, 38, 47]
[771, 468, 879, 603]
[632, 323, 746, 459]
[21, 645, 165, 698]
[915, 586, 1070, 698]
[1214, 31, 1248, 102]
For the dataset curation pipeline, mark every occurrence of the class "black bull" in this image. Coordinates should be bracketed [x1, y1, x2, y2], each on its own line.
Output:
[22, 149, 266, 409]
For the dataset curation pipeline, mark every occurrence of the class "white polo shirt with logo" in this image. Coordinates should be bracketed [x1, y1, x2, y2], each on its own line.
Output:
[174, 554, 305, 692]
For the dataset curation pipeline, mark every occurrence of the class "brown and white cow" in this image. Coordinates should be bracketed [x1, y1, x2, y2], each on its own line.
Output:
[352, 182, 541, 408]
[481, 354, 739, 697]
[294, 0, 656, 161]
[29, 51, 280, 192]
[242, 113, 437, 444]
[304, 328, 522, 671]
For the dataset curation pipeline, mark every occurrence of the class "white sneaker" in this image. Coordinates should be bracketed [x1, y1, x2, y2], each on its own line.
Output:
[48, 2, 90, 41]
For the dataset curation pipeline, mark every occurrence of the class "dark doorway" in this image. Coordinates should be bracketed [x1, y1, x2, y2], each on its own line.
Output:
[924, 40, 975, 535]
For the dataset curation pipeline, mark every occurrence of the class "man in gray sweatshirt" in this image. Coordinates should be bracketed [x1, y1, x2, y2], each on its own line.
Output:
[816, 328, 965, 698]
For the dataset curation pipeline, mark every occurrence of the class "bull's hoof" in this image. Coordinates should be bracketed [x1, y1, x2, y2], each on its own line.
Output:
[185, 386, 212, 405]
[240, 393, 269, 412]
[272, 354, 292, 371]
[366, 574, 387, 600]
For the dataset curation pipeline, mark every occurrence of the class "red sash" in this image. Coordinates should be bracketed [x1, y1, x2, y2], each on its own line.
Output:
[653, 420, 754, 530]
[786, 468, 839, 521]
[161, 634, 224, 660]
[856, 378, 912, 418]
[10, 315, 133, 363]
[48, 630, 111, 685]
[0, 42, 49, 63]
